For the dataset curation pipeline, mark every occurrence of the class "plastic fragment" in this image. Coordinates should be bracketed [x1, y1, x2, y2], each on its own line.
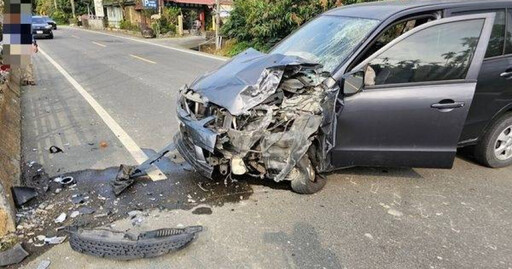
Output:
[45, 236, 67, 244]
[78, 207, 95, 215]
[0, 243, 29, 266]
[11, 186, 38, 207]
[36, 260, 51, 269]
[55, 213, 67, 223]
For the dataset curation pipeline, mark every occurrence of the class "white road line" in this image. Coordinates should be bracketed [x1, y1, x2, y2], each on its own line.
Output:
[130, 54, 156, 64]
[71, 35, 80, 39]
[92, 41, 106, 47]
[64, 26, 228, 62]
[38, 47, 167, 181]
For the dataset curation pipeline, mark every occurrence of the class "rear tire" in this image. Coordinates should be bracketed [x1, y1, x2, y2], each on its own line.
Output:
[474, 113, 512, 168]
[289, 155, 326, 194]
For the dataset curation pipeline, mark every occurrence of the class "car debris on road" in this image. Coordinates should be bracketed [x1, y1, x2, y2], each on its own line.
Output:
[68, 225, 203, 260]
[11, 186, 39, 207]
[0, 243, 29, 266]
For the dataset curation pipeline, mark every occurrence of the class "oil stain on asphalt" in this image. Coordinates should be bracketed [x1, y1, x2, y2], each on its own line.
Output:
[16, 154, 256, 263]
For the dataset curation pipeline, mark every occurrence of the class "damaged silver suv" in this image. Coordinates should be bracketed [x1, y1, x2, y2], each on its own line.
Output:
[175, 0, 512, 194]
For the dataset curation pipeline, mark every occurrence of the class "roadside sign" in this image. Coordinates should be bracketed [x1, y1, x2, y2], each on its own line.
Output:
[94, 0, 104, 17]
[143, 0, 158, 9]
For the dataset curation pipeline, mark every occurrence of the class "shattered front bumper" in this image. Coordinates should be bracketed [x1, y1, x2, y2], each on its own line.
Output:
[175, 56, 341, 182]
[175, 107, 216, 178]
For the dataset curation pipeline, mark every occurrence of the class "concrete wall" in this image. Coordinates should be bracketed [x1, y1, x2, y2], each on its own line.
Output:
[125, 6, 142, 26]
[88, 18, 105, 30]
[107, 6, 123, 28]
[0, 68, 22, 236]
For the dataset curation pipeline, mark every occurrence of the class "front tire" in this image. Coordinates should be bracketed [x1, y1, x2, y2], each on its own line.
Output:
[474, 112, 512, 168]
[289, 155, 326, 194]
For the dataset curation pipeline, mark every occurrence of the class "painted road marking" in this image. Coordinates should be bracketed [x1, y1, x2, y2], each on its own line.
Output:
[130, 54, 156, 64]
[38, 48, 167, 181]
[71, 35, 80, 39]
[92, 41, 106, 47]
[64, 26, 228, 61]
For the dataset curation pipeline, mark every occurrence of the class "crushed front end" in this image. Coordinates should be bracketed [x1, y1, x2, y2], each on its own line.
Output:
[175, 49, 340, 186]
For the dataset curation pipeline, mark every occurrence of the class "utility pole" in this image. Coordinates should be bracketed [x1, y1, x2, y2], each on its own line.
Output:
[215, 0, 220, 50]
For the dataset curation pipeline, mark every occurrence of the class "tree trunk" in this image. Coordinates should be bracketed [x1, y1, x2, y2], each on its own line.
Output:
[70, 0, 76, 18]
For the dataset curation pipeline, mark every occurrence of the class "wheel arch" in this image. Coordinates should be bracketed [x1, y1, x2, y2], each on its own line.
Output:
[468, 102, 512, 147]
[475, 103, 512, 145]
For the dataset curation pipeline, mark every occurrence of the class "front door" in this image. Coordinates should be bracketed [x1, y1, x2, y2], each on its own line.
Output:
[333, 13, 496, 168]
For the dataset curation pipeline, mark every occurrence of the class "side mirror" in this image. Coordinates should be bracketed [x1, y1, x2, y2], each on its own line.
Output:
[343, 70, 365, 95]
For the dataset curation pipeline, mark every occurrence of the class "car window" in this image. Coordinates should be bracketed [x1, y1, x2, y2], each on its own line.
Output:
[32, 17, 46, 24]
[455, 9, 505, 58]
[506, 9, 512, 55]
[365, 19, 484, 86]
[358, 17, 435, 65]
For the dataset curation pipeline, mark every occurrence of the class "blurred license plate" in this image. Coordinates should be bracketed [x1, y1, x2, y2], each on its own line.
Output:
[36, 31, 43, 34]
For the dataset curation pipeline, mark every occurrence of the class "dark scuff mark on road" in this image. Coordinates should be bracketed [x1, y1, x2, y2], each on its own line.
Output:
[192, 207, 213, 215]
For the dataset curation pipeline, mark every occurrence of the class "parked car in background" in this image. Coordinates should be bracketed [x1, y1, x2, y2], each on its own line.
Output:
[32, 16, 54, 39]
[43, 16, 57, 30]
[176, 0, 512, 194]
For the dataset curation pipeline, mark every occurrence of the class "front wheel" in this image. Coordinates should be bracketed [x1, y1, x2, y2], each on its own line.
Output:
[288, 155, 326, 194]
[474, 113, 512, 168]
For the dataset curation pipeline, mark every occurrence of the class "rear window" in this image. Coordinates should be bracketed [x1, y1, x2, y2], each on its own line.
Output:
[455, 9, 506, 58]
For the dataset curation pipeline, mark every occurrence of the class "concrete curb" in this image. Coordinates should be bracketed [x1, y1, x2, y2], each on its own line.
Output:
[0, 68, 22, 236]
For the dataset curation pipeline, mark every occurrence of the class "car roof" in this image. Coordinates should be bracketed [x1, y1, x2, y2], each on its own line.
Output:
[325, 0, 512, 20]
[32, 15, 42, 18]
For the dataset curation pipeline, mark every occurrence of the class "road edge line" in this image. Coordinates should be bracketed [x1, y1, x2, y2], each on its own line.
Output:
[38, 47, 167, 181]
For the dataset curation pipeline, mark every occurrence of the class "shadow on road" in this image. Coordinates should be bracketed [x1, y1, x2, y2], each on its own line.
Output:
[329, 166, 423, 179]
[263, 222, 343, 268]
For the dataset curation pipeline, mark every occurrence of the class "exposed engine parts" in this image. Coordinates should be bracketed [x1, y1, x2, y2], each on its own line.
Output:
[176, 49, 340, 189]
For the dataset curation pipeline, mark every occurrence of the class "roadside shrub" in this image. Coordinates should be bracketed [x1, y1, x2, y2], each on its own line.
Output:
[51, 10, 68, 24]
[222, 0, 325, 53]
[120, 20, 139, 31]
[222, 0, 380, 55]
[69, 17, 78, 25]
[225, 40, 252, 57]
[163, 6, 181, 25]
[155, 7, 180, 35]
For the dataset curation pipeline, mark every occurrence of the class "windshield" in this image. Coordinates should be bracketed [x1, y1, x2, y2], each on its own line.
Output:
[271, 15, 379, 73]
[32, 17, 46, 24]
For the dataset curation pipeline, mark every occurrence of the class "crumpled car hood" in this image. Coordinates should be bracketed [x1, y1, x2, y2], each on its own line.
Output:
[189, 48, 320, 115]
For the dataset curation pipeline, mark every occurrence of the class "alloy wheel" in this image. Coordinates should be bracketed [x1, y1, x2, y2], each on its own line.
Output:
[494, 125, 512, 161]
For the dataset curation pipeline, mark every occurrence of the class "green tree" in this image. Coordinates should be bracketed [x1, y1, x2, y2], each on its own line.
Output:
[221, 0, 379, 55]
[34, 0, 93, 23]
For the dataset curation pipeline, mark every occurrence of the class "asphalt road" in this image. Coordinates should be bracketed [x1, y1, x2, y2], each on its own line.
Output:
[22, 27, 512, 268]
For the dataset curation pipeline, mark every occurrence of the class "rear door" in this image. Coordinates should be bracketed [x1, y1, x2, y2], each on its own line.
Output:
[448, 8, 512, 143]
[333, 14, 496, 168]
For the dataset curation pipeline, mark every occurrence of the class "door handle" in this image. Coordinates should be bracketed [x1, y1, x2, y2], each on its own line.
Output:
[500, 71, 512, 78]
[431, 100, 465, 109]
